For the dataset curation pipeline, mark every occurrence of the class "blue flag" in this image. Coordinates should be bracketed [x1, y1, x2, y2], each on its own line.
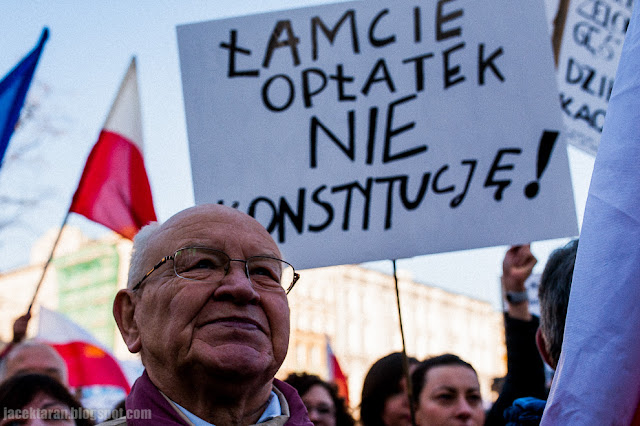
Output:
[0, 28, 49, 166]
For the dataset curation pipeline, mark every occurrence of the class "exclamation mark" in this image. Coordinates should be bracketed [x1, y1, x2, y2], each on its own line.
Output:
[525, 130, 559, 199]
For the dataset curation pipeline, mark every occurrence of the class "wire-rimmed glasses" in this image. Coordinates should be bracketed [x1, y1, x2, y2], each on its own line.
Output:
[132, 247, 299, 294]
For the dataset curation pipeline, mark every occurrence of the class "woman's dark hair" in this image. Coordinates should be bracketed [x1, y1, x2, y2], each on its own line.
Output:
[0, 373, 95, 426]
[410, 354, 477, 404]
[360, 352, 418, 426]
[285, 372, 354, 426]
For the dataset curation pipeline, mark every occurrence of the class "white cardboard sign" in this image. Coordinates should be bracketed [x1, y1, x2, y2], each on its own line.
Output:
[177, 0, 578, 269]
[557, 0, 634, 155]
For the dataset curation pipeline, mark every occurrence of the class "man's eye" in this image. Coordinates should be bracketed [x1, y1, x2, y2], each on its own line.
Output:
[250, 266, 277, 280]
[193, 259, 217, 269]
[252, 266, 273, 276]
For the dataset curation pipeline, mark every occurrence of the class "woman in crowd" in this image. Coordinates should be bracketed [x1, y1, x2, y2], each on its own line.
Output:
[284, 372, 354, 426]
[360, 352, 418, 426]
[411, 354, 485, 426]
[0, 373, 94, 426]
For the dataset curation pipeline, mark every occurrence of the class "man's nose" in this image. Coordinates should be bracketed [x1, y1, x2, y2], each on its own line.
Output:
[214, 261, 260, 303]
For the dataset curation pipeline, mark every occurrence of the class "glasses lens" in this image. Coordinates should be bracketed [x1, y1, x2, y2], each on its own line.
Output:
[174, 248, 228, 281]
[247, 256, 294, 290]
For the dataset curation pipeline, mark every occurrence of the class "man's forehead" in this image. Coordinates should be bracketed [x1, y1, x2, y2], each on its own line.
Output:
[152, 205, 279, 255]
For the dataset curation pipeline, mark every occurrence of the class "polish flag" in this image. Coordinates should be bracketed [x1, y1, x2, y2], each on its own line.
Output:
[37, 306, 130, 393]
[69, 57, 156, 240]
[327, 338, 349, 405]
[541, 3, 640, 424]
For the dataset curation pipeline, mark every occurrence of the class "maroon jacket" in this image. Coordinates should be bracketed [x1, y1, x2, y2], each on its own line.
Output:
[110, 370, 312, 426]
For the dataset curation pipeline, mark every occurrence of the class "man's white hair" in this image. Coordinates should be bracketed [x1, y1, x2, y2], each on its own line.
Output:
[127, 221, 161, 289]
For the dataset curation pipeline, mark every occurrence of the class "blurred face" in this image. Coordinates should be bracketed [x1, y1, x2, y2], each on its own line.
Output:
[302, 384, 336, 426]
[4, 345, 68, 386]
[415, 365, 484, 426]
[382, 377, 412, 426]
[125, 205, 290, 387]
[0, 392, 74, 425]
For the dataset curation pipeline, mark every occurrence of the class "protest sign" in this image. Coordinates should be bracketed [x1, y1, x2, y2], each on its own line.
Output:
[556, 0, 634, 155]
[177, 0, 578, 269]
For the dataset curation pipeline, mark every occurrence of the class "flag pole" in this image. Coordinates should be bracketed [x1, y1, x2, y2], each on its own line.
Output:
[27, 209, 71, 314]
[392, 259, 417, 426]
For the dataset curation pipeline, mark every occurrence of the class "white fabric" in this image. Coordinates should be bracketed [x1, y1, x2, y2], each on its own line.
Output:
[37, 306, 106, 350]
[103, 57, 143, 150]
[541, 1, 640, 424]
[173, 391, 281, 426]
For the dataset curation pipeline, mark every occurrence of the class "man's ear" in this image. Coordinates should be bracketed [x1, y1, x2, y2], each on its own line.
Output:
[113, 289, 142, 353]
[535, 327, 555, 369]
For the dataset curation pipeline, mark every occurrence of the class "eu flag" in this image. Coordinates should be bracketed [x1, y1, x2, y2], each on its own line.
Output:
[0, 28, 49, 166]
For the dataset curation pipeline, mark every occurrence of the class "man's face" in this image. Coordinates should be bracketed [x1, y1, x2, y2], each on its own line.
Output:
[128, 205, 290, 385]
[3, 344, 68, 386]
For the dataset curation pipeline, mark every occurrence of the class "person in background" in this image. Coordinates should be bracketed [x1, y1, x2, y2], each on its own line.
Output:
[503, 239, 578, 425]
[411, 354, 485, 426]
[360, 352, 418, 426]
[484, 244, 547, 425]
[0, 312, 32, 362]
[284, 373, 354, 426]
[109, 204, 310, 425]
[0, 313, 31, 356]
[0, 373, 94, 425]
[0, 340, 69, 387]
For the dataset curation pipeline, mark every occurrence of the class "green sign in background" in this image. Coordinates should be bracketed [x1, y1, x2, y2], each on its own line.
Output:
[54, 243, 120, 350]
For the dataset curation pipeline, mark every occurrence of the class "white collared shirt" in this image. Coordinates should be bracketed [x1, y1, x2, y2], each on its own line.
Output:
[173, 391, 281, 426]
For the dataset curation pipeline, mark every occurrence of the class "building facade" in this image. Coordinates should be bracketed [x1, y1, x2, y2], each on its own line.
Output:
[280, 265, 506, 408]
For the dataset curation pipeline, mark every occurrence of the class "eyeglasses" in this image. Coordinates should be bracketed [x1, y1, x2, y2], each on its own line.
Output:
[132, 247, 299, 294]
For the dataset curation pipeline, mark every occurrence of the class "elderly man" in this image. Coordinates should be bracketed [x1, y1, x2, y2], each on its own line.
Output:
[0, 340, 69, 386]
[109, 204, 311, 426]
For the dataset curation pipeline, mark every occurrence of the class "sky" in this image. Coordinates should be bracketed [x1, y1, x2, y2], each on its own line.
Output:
[0, 0, 596, 310]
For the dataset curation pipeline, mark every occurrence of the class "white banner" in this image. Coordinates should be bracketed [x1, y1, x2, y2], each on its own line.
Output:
[543, 0, 640, 422]
[557, 0, 634, 155]
[177, 0, 578, 269]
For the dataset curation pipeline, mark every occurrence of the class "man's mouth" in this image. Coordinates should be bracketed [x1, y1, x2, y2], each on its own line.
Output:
[201, 317, 263, 332]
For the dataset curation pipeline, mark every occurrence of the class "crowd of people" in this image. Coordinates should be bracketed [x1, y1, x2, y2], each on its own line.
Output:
[0, 204, 578, 425]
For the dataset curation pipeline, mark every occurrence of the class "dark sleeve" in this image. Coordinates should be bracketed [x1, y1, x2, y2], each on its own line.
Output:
[484, 314, 547, 426]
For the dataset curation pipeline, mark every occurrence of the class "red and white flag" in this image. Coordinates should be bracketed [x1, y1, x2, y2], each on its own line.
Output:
[541, 2, 640, 424]
[69, 57, 156, 239]
[37, 306, 131, 393]
[327, 338, 349, 405]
